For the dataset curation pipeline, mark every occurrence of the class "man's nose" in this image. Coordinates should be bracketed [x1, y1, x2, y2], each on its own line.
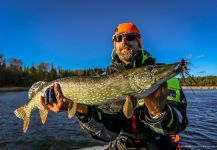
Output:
[120, 36, 128, 46]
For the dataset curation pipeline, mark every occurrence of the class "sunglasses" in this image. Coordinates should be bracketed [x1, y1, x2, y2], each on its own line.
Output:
[112, 33, 140, 42]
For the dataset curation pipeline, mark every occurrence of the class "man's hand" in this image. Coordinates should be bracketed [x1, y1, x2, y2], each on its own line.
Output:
[40, 83, 89, 114]
[40, 83, 68, 112]
[144, 82, 168, 116]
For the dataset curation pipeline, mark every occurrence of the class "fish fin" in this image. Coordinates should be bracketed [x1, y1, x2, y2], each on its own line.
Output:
[28, 81, 47, 99]
[14, 105, 27, 120]
[123, 96, 137, 118]
[23, 117, 30, 133]
[68, 102, 77, 119]
[39, 109, 49, 124]
[14, 105, 31, 133]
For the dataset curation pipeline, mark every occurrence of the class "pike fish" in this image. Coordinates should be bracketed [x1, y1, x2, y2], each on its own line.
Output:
[14, 61, 187, 133]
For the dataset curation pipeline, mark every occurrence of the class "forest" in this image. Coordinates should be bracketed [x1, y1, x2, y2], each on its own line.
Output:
[0, 54, 104, 87]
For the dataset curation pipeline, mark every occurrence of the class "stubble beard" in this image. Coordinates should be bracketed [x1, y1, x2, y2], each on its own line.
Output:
[119, 46, 136, 62]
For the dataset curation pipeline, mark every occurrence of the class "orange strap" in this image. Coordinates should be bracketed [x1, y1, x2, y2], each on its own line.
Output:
[170, 134, 180, 143]
[170, 134, 180, 150]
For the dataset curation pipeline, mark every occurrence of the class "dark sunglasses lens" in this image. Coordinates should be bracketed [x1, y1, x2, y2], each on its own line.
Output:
[126, 34, 137, 41]
[114, 34, 138, 42]
[115, 35, 122, 42]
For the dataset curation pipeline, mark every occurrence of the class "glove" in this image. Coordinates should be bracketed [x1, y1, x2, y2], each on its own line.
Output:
[40, 83, 67, 112]
[143, 82, 168, 117]
[44, 85, 57, 104]
[40, 83, 88, 114]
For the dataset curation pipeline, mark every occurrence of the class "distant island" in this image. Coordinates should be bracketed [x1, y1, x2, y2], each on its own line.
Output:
[182, 86, 217, 90]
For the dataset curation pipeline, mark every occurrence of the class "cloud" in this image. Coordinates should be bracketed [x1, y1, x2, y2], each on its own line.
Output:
[197, 71, 206, 74]
[196, 54, 205, 58]
[185, 54, 193, 59]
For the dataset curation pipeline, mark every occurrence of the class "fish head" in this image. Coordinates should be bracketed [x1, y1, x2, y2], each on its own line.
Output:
[132, 63, 181, 90]
[149, 62, 183, 86]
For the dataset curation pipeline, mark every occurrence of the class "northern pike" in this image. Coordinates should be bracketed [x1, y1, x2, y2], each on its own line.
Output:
[14, 61, 187, 133]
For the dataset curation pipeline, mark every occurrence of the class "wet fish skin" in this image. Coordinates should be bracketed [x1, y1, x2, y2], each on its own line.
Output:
[14, 62, 185, 133]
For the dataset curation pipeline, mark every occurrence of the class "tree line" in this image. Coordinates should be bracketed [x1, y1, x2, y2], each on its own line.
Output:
[0, 53, 216, 87]
[0, 54, 104, 87]
[179, 76, 217, 86]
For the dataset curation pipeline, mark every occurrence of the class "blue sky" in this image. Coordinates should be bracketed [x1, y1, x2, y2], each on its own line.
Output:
[0, 0, 217, 76]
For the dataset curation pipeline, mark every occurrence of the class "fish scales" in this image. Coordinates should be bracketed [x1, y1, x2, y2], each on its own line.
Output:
[56, 73, 132, 105]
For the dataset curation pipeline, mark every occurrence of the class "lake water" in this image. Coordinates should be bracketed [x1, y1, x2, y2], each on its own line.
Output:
[0, 90, 217, 150]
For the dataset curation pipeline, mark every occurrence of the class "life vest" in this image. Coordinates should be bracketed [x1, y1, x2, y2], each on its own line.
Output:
[141, 49, 151, 64]
[167, 77, 181, 102]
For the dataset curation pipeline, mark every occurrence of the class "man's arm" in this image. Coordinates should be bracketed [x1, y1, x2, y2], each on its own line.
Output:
[141, 87, 188, 135]
[76, 107, 125, 142]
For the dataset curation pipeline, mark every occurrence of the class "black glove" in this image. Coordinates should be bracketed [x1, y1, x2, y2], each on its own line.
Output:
[44, 85, 57, 104]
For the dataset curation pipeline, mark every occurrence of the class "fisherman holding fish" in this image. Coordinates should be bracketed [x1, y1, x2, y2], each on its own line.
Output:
[40, 23, 188, 150]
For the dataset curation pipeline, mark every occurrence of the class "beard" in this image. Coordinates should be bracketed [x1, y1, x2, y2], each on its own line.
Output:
[119, 46, 137, 62]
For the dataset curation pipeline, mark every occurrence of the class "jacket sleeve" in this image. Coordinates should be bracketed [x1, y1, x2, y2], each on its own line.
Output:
[140, 89, 188, 135]
[76, 106, 126, 142]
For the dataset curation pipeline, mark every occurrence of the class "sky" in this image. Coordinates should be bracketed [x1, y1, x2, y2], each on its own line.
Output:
[0, 0, 217, 76]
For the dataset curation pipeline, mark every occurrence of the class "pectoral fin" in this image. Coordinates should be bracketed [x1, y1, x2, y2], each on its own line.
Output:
[123, 96, 137, 118]
[39, 109, 49, 124]
[68, 102, 77, 119]
[23, 117, 30, 133]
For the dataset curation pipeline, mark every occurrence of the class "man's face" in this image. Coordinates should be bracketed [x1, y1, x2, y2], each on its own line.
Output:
[113, 33, 140, 64]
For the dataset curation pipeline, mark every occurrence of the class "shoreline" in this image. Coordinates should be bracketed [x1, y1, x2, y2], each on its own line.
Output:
[0, 87, 29, 92]
[182, 86, 217, 90]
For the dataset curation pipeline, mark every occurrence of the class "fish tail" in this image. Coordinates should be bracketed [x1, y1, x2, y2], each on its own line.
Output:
[14, 105, 31, 133]
[39, 109, 49, 124]
[14, 105, 26, 119]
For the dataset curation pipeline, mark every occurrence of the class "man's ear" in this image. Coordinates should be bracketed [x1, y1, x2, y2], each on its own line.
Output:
[111, 49, 116, 61]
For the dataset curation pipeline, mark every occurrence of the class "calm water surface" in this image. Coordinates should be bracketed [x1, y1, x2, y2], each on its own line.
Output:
[0, 90, 216, 150]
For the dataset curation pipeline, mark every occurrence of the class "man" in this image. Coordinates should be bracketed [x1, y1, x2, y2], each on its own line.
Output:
[40, 22, 188, 150]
